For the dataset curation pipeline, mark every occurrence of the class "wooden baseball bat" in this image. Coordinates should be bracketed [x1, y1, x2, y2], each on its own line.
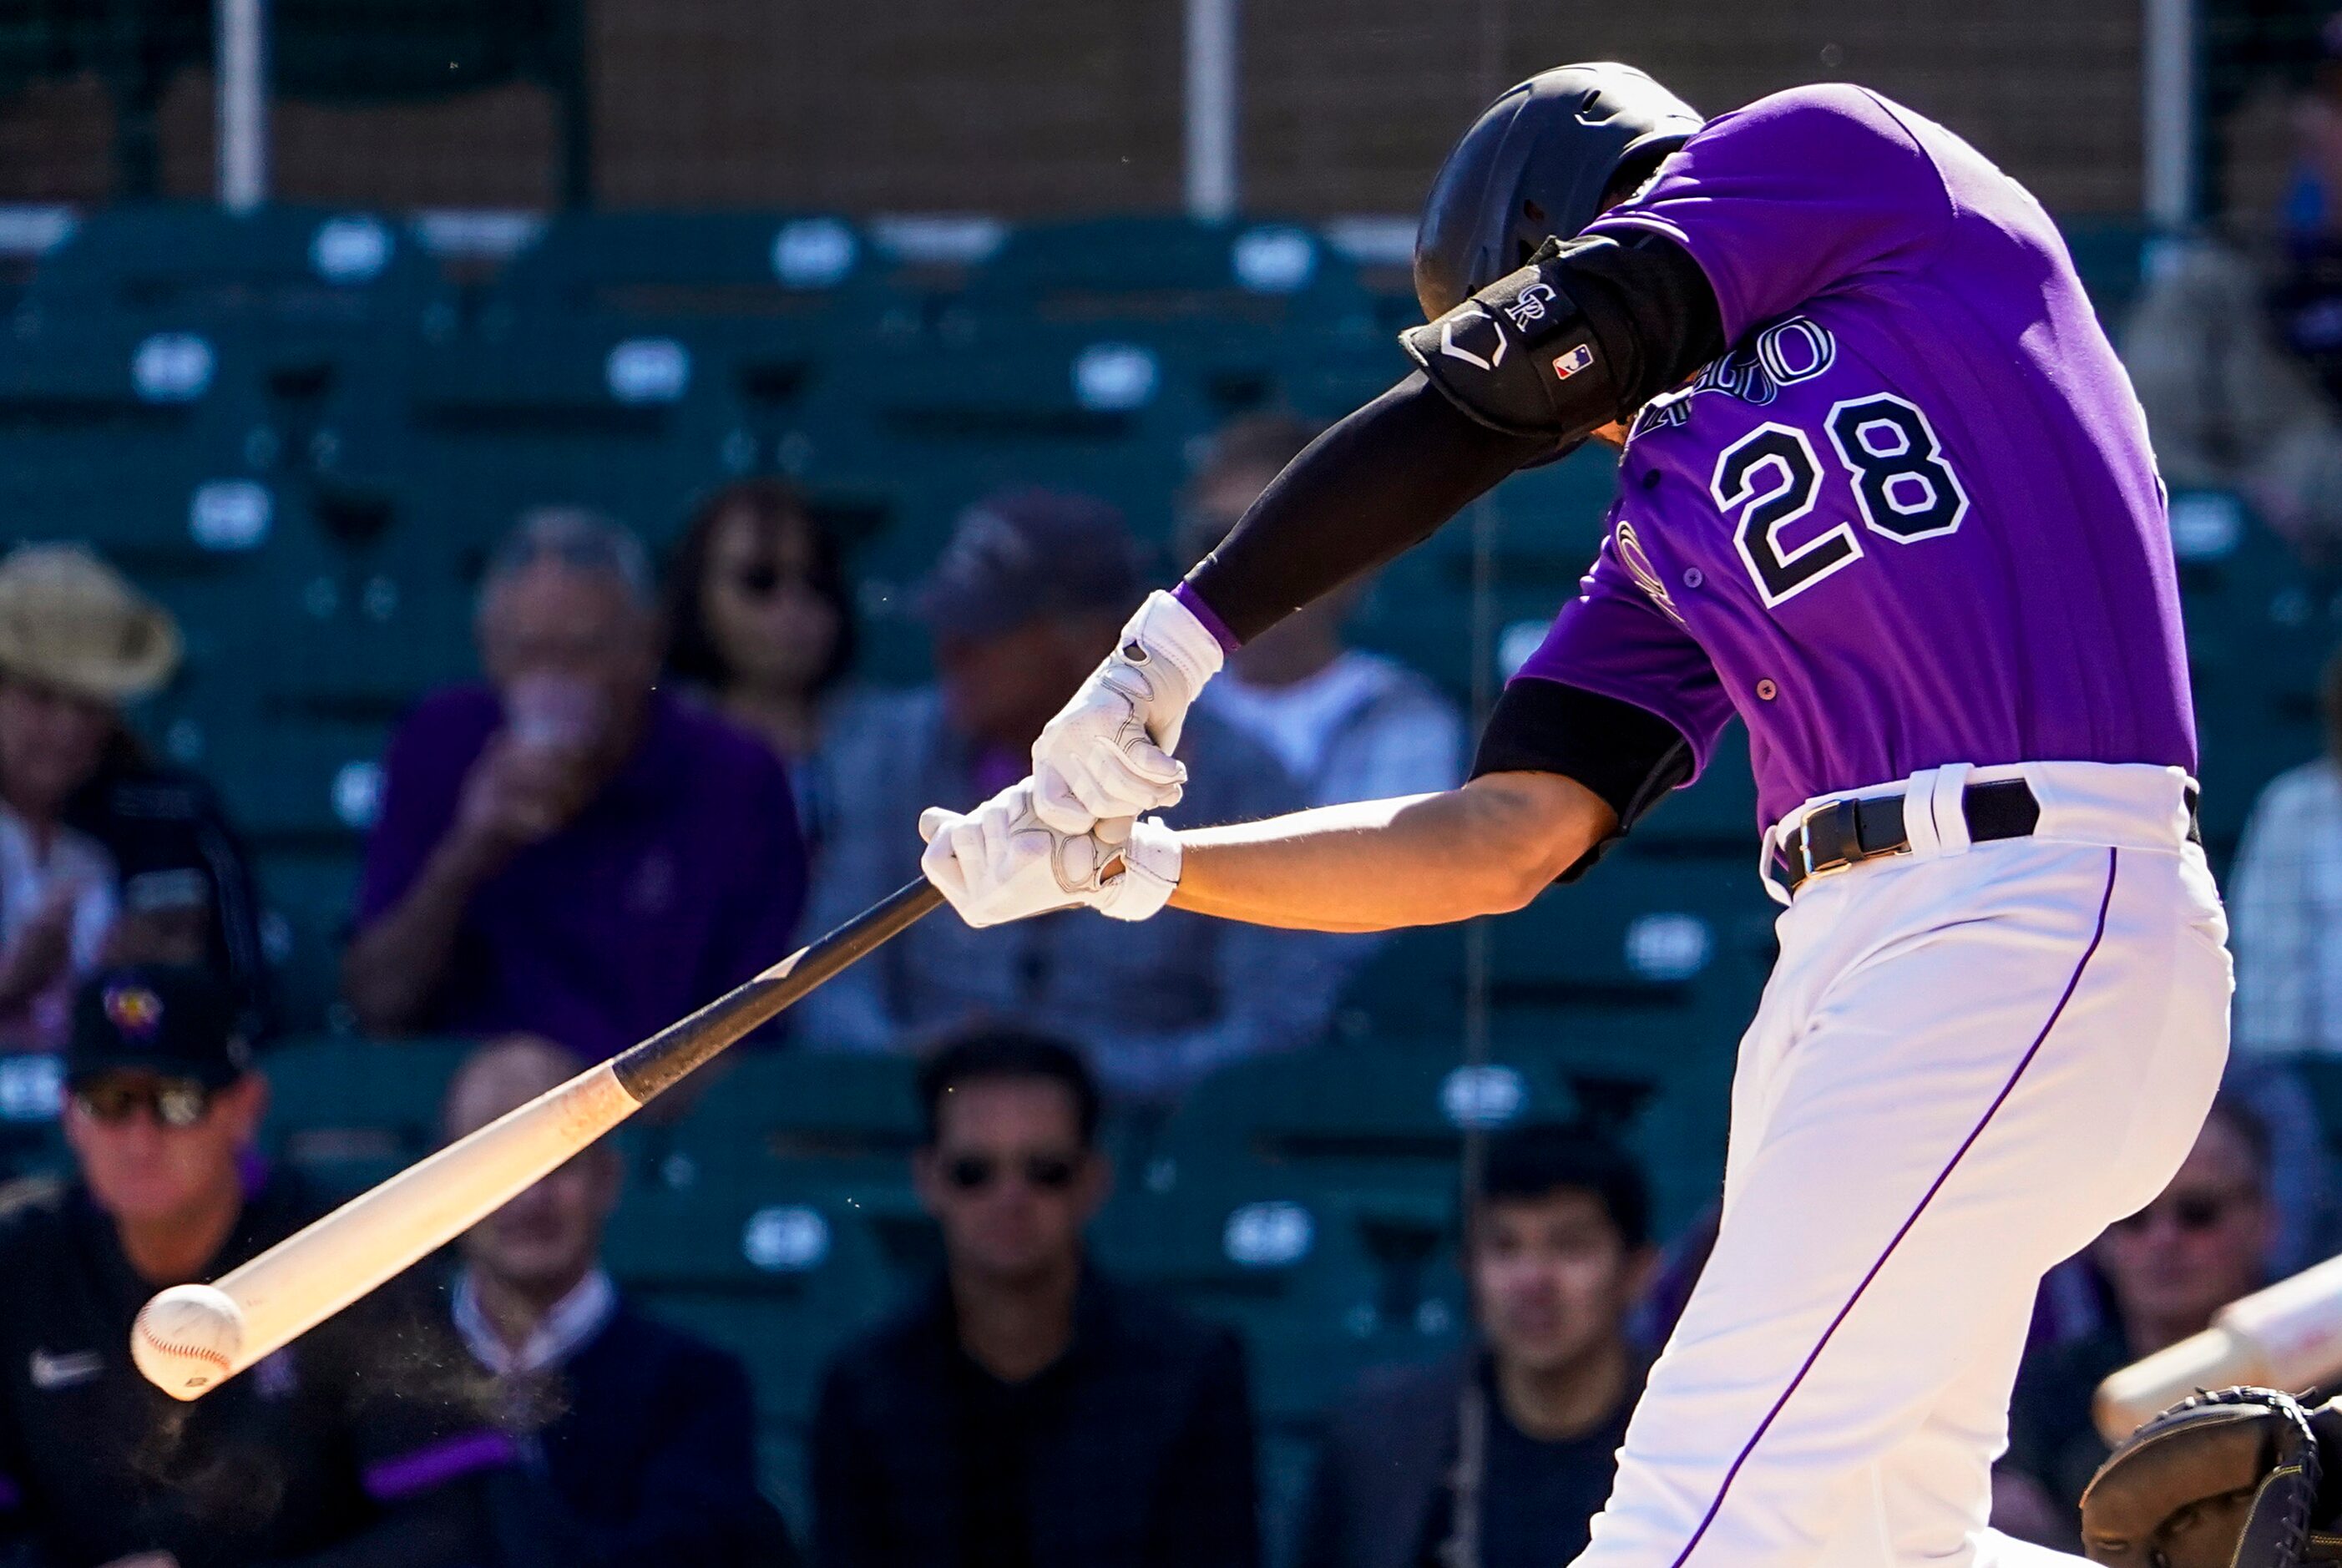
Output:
[135, 878, 943, 1399]
[2094, 1252, 2342, 1442]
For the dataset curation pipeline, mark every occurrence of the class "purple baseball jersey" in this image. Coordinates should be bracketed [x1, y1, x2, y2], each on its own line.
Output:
[1513, 83, 2194, 831]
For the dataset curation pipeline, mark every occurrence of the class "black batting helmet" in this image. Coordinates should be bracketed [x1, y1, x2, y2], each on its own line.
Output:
[1414, 63, 1703, 321]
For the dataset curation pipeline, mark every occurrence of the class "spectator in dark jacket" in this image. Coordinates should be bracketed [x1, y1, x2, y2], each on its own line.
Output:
[0, 964, 510, 1567]
[0, 545, 268, 1046]
[811, 1027, 1258, 1568]
[443, 1035, 796, 1566]
[345, 508, 807, 1060]
[1301, 1124, 1657, 1568]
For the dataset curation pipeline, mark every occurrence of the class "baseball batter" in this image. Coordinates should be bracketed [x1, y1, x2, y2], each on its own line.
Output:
[918, 64, 2232, 1568]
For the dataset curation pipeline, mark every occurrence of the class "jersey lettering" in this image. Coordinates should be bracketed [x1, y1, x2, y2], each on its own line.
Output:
[1629, 316, 1837, 441]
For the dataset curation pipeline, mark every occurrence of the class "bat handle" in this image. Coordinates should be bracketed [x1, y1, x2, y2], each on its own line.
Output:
[611, 878, 944, 1103]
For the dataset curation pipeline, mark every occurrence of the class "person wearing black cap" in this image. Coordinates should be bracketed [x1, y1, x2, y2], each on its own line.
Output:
[0, 964, 520, 1568]
[796, 488, 1338, 1104]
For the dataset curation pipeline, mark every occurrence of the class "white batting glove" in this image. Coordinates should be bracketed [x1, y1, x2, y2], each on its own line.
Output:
[918, 781, 1182, 928]
[1030, 589, 1226, 836]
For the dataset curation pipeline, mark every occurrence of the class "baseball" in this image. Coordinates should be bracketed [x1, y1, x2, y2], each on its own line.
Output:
[131, 1283, 246, 1401]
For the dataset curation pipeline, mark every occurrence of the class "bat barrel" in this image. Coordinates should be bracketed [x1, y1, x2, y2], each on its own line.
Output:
[149, 877, 944, 1399]
[611, 878, 941, 1102]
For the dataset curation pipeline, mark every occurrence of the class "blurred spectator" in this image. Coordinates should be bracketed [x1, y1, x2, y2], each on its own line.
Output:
[2122, 23, 2342, 554]
[2231, 649, 2342, 1055]
[1994, 1093, 2274, 1547]
[346, 508, 807, 1060]
[1180, 413, 1464, 807]
[662, 479, 862, 837]
[810, 1028, 1258, 1568]
[2225, 650, 2342, 1268]
[0, 964, 511, 1567]
[798, 489, 1337, 1104]
[442, 1035, 797, 1566]
[1299, 1124, 1655, 1568]
[0, 545, 267, 1050]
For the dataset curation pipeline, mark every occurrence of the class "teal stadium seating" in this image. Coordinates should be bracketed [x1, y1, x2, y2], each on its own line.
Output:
[948, 216, 1384, 416]
[602, 1181, 898, 1521]
[0, 1051, 67, 1183]
[258, 1033, 474, 1196]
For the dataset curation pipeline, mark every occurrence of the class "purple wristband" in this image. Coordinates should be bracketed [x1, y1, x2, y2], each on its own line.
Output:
[1172, 580, 1242, 654]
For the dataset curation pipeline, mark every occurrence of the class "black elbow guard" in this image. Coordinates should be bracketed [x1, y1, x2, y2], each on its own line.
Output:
[1399, 231, 1724, 445]
[1400, 236, 1627, 443]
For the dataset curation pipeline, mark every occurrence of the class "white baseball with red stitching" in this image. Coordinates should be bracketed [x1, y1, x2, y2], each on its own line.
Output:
[132, 1282, 245, 1400]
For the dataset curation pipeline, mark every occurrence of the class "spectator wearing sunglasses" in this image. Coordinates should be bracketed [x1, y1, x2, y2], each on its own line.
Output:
[1991, 1090, 2276, 1547]
[0, 964, 514, 1568]
[809, 1027, 1261, 1568]
[346, 508, 808, 1062]
[662, 479, 863, 842]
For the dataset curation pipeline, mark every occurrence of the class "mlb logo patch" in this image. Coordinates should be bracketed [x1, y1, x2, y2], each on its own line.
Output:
[103, 984, 162, 1039]
[1551, 344, 1596, 382]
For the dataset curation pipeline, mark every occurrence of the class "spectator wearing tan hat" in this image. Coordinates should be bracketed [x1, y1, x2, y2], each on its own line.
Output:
[0, 544, 268, 1048]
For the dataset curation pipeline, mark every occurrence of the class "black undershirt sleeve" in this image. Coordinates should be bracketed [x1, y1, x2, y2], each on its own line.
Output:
[1182, 233, 1722, 645]
[1470, 679, 1696, 882]
[1185, 372, 1551, 643]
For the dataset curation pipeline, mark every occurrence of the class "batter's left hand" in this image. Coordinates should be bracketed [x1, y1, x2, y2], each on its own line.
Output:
[918, 781, 1181, 928]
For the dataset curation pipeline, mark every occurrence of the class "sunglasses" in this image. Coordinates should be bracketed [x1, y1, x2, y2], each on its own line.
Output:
[2110, 1186, 2258, 1237]
[943, 1151, 1081, 1193]
[73, 1075, 215, 1130]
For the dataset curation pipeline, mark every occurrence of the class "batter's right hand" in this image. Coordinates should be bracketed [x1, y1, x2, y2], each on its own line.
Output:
[1030, 589, 1224, 834]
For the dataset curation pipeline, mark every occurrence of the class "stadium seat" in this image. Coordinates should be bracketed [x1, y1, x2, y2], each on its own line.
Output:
[611, 1185, 901, 1519]
[1333, 846, 1773, 1040]
[438, 213, 914, 534]
[2172, 494, 2329, 853]
[488, 211, 898, 337]
[949, 216, 1383, 414]
[405, 326, 735, 548]
[1159, 1046, 1566, 1173]
[252, 848, 364, 1034]
[813, 328, 1216, 547]
[0, 315, 271, 570]
[642, 1050, 922, 1161]
[27, 206, 438, 512]
[0, 1051, 67, 1184]
[630, 1050, 938, 1278]
[2056, 216, 2152, 324]
[260, 1034, 473, 1196]
[1091, 1177, 1462, 1421]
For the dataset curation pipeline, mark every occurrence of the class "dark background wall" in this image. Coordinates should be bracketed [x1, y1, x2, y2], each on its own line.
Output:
[0, 0, 2315, 218]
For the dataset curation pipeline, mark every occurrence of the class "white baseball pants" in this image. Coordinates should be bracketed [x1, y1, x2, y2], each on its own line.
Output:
[1579, 761, 2232, 1568]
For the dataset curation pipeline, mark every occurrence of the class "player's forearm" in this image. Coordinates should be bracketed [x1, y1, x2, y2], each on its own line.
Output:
[1181, 372, 1551, 643]
[1167, 772, 1614, 932]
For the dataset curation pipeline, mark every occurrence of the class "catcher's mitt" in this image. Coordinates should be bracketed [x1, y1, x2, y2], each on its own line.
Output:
[2080, 1387, 2328, 1568]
